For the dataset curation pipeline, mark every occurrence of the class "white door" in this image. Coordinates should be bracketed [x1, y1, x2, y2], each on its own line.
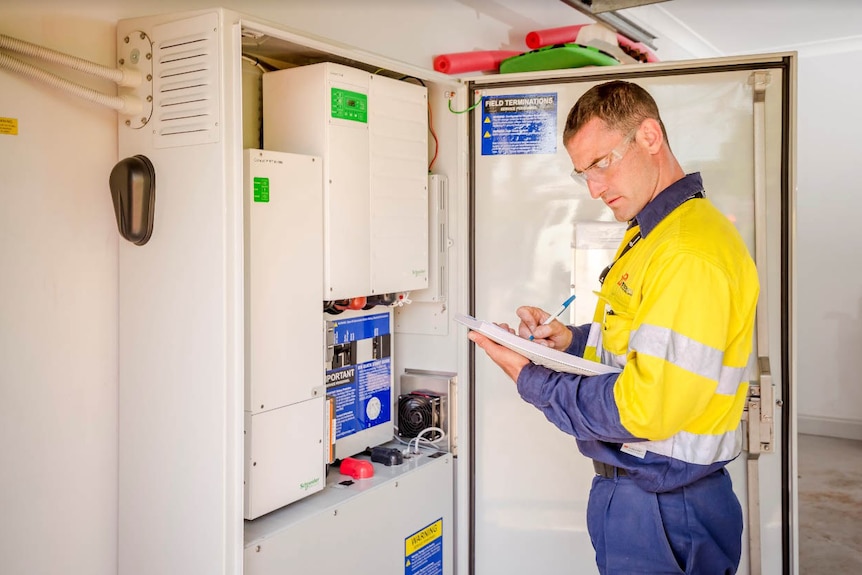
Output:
[468, 55, 795, 575]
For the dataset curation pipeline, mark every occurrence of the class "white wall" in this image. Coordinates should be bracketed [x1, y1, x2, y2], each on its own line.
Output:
[0, 10, 119, 575]
[795, 42, 862, 440]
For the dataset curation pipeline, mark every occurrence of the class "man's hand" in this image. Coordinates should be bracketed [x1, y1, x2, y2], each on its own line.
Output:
[468, 330, 530, 383]
[516, 306, 574, 350]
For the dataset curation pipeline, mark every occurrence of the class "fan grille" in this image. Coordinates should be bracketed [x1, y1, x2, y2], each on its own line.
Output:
[397, 393, 441, 439]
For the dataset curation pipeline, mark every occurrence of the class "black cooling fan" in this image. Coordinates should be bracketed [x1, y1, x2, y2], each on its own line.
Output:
[397, 392, 442, 439]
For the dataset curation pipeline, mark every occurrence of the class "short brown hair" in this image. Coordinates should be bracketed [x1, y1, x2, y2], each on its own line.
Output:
[563, 80, 669, 148]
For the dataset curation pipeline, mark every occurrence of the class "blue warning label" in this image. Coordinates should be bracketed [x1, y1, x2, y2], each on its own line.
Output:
[326, 312, 392, 440]
[481, 93, 557, 156]
[328, 359, 391, 439]
[405, 519, 443, 575]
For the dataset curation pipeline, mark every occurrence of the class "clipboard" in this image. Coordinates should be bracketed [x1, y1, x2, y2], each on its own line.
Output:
[454, 313, 621, 376]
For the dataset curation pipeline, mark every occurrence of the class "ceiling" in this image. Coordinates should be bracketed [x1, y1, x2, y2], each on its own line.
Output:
[461, 0, 862, 61]
[629, 0, 862, 57]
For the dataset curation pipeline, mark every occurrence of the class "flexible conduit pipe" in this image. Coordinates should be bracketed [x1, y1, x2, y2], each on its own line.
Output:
[0, 50, 141, 114]
[0, 33, 141, 87]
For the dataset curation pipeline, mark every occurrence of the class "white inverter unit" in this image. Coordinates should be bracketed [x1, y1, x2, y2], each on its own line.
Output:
[263, 62, 429, 301]
[243, 149, 324, 414]
[242, 149, 327, 519]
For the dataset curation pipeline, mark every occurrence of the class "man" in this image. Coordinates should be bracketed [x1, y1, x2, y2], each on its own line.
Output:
[468, 80, 759, 574]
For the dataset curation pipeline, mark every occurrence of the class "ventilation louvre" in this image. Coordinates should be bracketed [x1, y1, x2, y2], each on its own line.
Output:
[151, 13, 220, 148]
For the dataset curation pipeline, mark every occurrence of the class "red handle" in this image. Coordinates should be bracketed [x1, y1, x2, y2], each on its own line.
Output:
[340, 457, 374, 480]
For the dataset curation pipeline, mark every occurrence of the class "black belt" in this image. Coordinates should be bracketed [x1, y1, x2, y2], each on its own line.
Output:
[593, 460, 628, 478]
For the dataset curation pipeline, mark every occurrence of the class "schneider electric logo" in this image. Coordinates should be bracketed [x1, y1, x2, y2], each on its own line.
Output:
[300, 477, 320, 491]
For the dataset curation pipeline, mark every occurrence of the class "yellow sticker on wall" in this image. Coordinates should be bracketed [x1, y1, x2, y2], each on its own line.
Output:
[405, 519, 443, 574]
[0, 117, 18, 135]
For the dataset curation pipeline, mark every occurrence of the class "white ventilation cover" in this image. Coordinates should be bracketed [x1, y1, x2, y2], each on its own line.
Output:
[151, 12, 220, 149]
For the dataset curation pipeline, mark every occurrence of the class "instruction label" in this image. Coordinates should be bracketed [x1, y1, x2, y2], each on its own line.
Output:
[331, 88, 368, 123]
[0, 117, 18, 136]
[405, 519, 443, 575]
[481, 93, 557, 156]
[326, 312, 392, 439]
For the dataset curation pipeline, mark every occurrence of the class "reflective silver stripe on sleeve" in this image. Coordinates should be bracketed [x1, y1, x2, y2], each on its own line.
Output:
[601, 349, 627, 369]
[586, 322, 603, 351]
[638, 427, 742, 465]
[629, 324, 744, 395]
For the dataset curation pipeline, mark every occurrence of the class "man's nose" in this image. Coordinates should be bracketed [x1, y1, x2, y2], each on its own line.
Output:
[587, 179, 607, 199]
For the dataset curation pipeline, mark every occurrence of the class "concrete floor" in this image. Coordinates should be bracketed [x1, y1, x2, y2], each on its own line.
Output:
[798, 433, 862, 574]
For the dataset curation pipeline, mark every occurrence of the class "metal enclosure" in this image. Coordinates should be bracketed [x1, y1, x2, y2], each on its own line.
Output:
[244, 450, 454, 575]
[116, 10, 245, 574]
[117, 7, 468, 575]
[116, 7, 795, 575]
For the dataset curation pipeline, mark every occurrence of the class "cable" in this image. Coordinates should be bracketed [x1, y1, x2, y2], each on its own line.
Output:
[409, 426, 446, 455]
[0, 33, 141, 87]
[428, 101, 439, 172]
[241, 54, 269, 73]
[448, 97, 481, 114]
[393, 435, 439, 454]
[394, 75, 438, 172]
[0, 51, 141, 113]
[398, 75, 426, 87]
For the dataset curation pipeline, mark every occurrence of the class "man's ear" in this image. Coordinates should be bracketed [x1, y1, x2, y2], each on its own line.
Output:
[638, 118, 664, 154]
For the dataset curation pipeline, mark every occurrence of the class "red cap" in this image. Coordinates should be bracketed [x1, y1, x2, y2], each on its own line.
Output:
[340, 457, 374, 479]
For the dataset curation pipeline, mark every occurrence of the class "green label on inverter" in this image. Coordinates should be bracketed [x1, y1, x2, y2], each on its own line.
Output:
[253, 177, 269, 202]
[331, 88, 368, 123]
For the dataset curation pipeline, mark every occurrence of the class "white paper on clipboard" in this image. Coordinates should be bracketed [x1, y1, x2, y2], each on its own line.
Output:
[454, 313, 621, 376]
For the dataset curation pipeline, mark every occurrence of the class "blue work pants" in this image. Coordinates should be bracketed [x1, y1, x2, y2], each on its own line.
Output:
[586, 468, 743, 574]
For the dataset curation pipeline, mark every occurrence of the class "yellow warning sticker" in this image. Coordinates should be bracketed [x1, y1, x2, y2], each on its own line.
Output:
[405, 518, 443, 574]
[405, 518, 442, 556]
[0, 117, 18, 135]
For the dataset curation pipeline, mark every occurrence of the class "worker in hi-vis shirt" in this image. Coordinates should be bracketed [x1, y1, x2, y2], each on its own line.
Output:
[468, 80, 759, 575]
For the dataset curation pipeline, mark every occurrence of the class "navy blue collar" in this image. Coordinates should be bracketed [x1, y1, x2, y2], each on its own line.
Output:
[631, 172, 705, 237]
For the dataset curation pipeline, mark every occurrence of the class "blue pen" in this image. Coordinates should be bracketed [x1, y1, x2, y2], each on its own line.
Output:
[529, 294, 576, 341]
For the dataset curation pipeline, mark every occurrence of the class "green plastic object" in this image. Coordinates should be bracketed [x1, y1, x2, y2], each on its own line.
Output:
[500, 43, 619, 74]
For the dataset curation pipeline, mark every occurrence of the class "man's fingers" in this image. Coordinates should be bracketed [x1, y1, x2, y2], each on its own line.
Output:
[468, 331, 489, 347]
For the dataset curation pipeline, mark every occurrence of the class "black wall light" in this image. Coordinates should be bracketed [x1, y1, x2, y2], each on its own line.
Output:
[109, 155, 155, 246]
